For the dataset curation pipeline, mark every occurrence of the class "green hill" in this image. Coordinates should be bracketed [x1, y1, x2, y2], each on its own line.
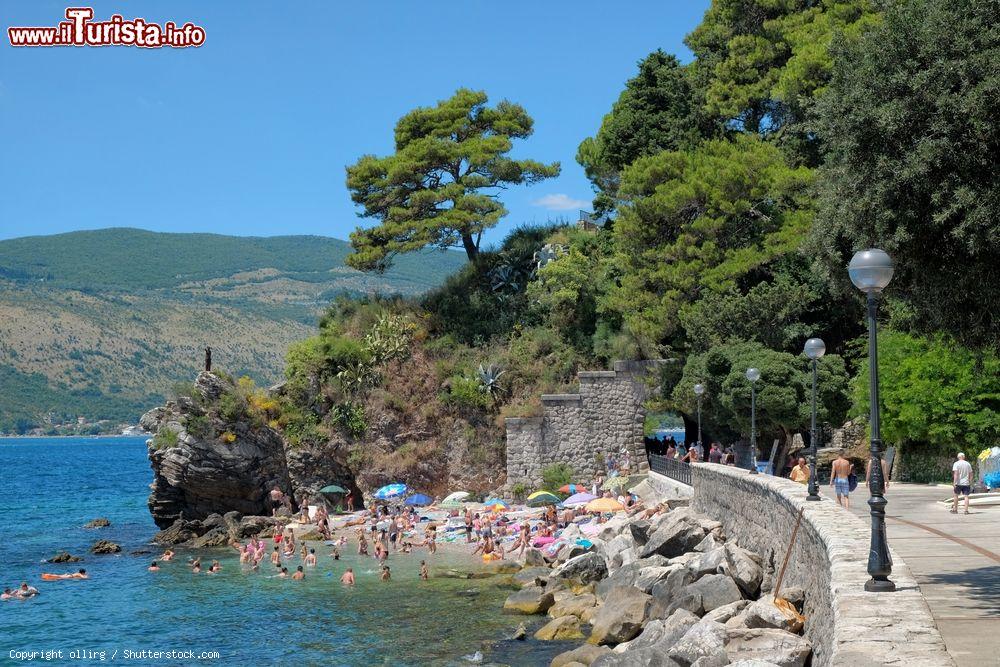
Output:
[0, 228, 465, 434]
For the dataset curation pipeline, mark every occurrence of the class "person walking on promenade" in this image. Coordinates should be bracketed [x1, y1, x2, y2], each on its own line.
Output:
[951, 452, 974, 515]
[790, 457, 810, 484]
[708, 443, 723, 464]
[831, 450, 853, 509]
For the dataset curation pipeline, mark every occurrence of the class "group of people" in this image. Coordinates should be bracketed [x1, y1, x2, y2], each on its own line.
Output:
[654, 438, 737, 466]
[2, 583, 40, 600]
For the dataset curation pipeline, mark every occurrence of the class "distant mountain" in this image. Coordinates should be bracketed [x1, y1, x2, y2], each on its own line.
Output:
[0, 228, 465, 433]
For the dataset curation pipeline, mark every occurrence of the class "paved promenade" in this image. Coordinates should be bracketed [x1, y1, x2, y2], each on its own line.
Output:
[845, 483, 1000, 667]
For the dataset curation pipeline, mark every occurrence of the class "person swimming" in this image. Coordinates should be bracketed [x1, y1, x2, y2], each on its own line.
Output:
[191, 559, 201, 574]
[340, 568, 355, 585]
[1, 588, 14, 600]
[292, 566, 305, 580]
[271, 546, 281, 566]
[160, 549, 174, 562]
[16, 583, 39, 598]
[149, 562, 160, 571]
[278, 567, 288, 578]
[305, 548, 317, 566]
[208, 560, 221, 574]
[380, 565, 391, 582]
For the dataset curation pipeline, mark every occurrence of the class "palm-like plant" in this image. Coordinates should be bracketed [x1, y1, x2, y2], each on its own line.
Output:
[476, 363, 506, 402]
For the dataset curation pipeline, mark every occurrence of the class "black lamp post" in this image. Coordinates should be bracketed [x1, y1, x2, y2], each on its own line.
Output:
[849, 248, 895, 593]
[694, 383, 705, 449]
[803, 337, 826, 502]
[746, 368, 760, 473]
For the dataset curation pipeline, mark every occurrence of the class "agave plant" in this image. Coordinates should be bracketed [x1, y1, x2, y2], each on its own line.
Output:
[476, 363, 506, 401]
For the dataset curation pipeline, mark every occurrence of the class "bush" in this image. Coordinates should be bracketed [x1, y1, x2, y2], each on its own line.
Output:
[541, 463, 575, 492]
[151, 428, 179, 450]
[331, 403, 367, 438]
[183, 413, 212, 440]
[511, 482, 528, 501]
[218, 389, 249, 424]
[442, 375, 491, 412]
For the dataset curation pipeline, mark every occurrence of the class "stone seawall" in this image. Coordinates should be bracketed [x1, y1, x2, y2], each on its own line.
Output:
[505, 360, 664, 488]
[689, 463, 952, 666]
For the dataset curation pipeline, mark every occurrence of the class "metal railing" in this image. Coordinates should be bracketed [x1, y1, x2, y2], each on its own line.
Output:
[647, 454, 692, 486]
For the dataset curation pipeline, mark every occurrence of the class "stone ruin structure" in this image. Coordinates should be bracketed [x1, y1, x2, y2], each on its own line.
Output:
[504, 360, 665, 488]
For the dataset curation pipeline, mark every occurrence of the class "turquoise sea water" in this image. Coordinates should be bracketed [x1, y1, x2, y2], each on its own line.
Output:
[0, 437, 572, 666]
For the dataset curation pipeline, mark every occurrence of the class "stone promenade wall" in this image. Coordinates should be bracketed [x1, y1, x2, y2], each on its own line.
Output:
[691, 463, 953, 666]
[504, 360, 664, 488]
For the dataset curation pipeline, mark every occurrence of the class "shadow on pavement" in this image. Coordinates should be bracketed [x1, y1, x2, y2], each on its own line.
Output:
[923, 565, 1000, 616]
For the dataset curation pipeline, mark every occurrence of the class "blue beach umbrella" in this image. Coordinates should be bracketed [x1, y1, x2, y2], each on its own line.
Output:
[373, 483, 408, 500]
[404, 493, 433, 506]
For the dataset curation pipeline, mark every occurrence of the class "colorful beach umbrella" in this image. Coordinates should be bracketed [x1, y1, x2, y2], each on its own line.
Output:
[526, 491, 561, 507]
[558, 484, 588, 494]
[373, 483, 407, 500]
[602, 476, 629, 490]
[563, 492, 598, 507]
[483, 498, 509, 512]
[443, 491, 470, 503]
[319, 484, 347, 494]
[585, 497, 625, 513]
[404, 493, 433, 506]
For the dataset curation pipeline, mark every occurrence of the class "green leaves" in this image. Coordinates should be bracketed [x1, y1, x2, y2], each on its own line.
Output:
[346, 89, 559, 270]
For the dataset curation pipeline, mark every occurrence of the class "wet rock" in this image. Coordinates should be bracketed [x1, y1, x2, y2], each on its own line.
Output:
[90, 540, 121, 554]
[511, 623, 527, 640]
[187, 526, 230, 548]
[83, 518, 110, 529]
[46, 551, 83, 563]
[667, 620, 728, 666]
[553, 552, 608, 584]
[551, 644, 612, 667]
[687, 574, 743, 613]
[548, 593, 597, 619]
[725, 628, 811, 667]
[588, 585, 652, 645]
[130, 549, 153, 556]
[535, 615, 585, 640]
[504, 585, 555, 614]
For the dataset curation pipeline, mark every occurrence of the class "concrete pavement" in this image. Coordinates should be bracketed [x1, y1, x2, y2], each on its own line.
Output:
[843, 483, 1000, 667]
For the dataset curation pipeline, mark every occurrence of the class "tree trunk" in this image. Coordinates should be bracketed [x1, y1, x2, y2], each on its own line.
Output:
[461, 233, 479, 261]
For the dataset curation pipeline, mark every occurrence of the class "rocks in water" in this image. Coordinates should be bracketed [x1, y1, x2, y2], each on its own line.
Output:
[187, 527, 230, 549]
[588, 586, 652, 645]
[511, 623, 528, 640]
[130, 549, 153, 556]
[503, 585, 555, 614]
[551, 643, 612, 667]
[512, 566, 552, 588]
[553, 552, 607, 584]
[725, 628, 812, 667]
[90, 540, 121, 554]
[83, 517, 110, 529]
[549, 593, 598, 619]
[667, 620, 728, 666]
[535, 615, 585, 640]
[47, 551, 82, 563]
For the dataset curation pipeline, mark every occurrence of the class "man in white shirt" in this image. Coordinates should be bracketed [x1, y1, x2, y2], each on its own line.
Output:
[951, 452, 974, 515]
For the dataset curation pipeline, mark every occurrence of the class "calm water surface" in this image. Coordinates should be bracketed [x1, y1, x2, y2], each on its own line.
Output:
[0, 437, 571, 666]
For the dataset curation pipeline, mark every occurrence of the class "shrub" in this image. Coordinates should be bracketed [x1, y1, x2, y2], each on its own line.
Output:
[541, 463, 575, 492]
[151, 428, 179, 450]
[442, 375, 491, 412]
[511, 482, 528, 501]
[220, 431, 237, 444]
[183, 413, 212, 440]
[331, 403, 367, 438]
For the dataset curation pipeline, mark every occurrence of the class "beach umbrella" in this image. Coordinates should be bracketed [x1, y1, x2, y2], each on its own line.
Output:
[319, 484, 347, 494]
[404, 493, 433, 506]
[563, 492, 598, 507]
[558, 484, 588, 494]
[373, 483, 408, 500]
[526, 491, 561, 507]
[439, 500, 465, 509]
[443, 491, 470, 503]
[602, 476, 629, 491]
[585, 498, 625, 513]
[483, 498, 509, 512]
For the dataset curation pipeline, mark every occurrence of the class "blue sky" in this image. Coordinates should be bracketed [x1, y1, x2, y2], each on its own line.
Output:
[0, 1, 709, 247]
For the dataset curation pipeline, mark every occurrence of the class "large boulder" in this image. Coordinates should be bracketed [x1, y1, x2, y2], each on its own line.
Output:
[504, 586, 555, 614]
[588, 585, 653, 645]
[83, 517, 110, 529]
[236, 515, 279, 538]
[553, 552, 608, 584]
[635, 565, 679, 593]
[549, 593, 598, 619]
[597, 561, 647, 600]
[629, 520, 652, 546]
[152, 518, 205, 545]
[667, 620, 729, 666]
[512, 566, 553, 588]
[725, 629, 812, 667]
[592, 650, 681, 666]
[686, 574, 743, 613]
[187, 526, 230, 548]
[535, 615, 585, 640]
[720, 544, 764, 598]
[615, 608, 699, 654]
[649, 567, 697, 618]
[688, 547, 728, 579]
[46, 551, 83, 563]
[90, 540, 121, 554]
[641, 516, 706, 560]
[523, 547, 548, 567]
[727, 598, 800, 633]
[703, 599, 750, 624]
[551, 644, 612, 667]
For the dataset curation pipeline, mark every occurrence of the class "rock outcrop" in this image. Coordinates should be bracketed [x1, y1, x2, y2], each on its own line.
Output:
[143, 372, 360, 528]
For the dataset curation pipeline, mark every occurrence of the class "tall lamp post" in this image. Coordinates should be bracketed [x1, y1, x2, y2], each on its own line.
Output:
[746, 368, 760, 473]
[803, 338, 826, 502]
[849, 249, 895, 593]
[694, 383, 705, 448]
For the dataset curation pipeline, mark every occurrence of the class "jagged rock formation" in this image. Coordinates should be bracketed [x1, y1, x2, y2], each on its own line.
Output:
[143, 371, 360, 529]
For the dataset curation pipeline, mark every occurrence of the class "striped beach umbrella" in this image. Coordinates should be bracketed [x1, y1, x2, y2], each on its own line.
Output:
[373, 483, 407, 500]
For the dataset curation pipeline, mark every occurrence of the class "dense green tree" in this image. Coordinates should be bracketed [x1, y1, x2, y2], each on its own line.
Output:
[604, 135, 813, 347]
[345, 89, 559, 269]
[851, 331, 1000, 452]
[576, 51, 716, 213]
[814, 0, 1000, 350]
[671, 340, 849, 444]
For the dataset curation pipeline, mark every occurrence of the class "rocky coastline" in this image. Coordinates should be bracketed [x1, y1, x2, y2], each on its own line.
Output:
[500, 501, 812, 667]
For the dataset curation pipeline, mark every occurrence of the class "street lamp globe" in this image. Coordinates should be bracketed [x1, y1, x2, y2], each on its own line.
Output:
[746, 368, 760, 383]
[848, 249, 894, 294]
[693, 383, 705, 396]
[803, 338, 827, 360]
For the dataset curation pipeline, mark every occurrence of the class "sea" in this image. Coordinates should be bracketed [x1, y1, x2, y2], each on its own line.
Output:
[0, 437, 575, 666]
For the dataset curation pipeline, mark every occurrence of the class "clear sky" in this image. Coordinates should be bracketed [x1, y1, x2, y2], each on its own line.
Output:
[0, 1, 710, 246]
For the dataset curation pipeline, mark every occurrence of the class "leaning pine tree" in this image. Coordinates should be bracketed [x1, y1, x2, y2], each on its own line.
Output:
[344, 88, 560, 270]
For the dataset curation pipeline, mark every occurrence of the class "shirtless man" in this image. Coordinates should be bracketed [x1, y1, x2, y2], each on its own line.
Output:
[292, 566, 305, 580]
[148, 562, 160, 572]
[1, 588, 15, 600]
[830, 451, 854, 509]
[16, 583, 39, 599]
[305, 549, 317, 566]
[340, 567, 355, 585]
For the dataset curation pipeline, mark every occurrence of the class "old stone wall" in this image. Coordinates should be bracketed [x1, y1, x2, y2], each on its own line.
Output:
[690, 463, 952, 666]
[504, 360, 663, 488]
